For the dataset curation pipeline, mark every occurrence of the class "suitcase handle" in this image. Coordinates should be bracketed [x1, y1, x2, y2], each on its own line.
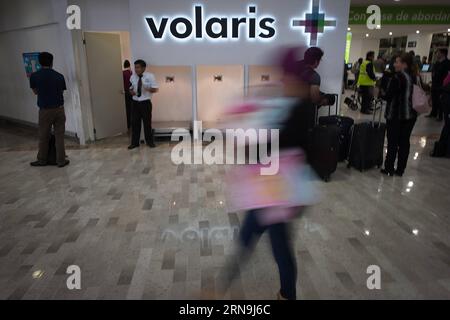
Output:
[326, 94, 339, 116]
[372, 98, 384, 127]
[316, 93, 340, 125]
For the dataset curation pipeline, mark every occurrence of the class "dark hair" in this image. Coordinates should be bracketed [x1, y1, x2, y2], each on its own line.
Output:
[39, 52, 53, 67]
[399, 52, 418, 76]
[438, 48, 448, 57]
[134, 59, 147, 68]
[366, 51, 375, 60]
[304, 47, 324, 65]
[124, 60, 130, 68]
[409, 50, 415, 57]
[388, 54, 398, 72]
[358, 58, 363, 64]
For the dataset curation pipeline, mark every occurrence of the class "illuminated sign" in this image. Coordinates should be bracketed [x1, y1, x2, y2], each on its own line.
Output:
[144, 1, 336, 44]
[145, 5, 276, 41]
[292, 0, 337, 46]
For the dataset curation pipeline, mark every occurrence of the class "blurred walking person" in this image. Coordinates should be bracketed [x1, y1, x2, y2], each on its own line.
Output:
[216, 47, 320, 300]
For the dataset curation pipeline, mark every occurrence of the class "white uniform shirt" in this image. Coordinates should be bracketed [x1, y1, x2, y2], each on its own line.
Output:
[130, 72, 158, 102]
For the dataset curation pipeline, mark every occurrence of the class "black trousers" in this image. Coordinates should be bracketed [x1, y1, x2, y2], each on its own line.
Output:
[437, 97, 450, 153]
[124, 93, 132, 129]
[384, 118, 416, 174]
[431, 90, 443, 118]
[360, 85, 374, 112]
[131, 99, 153, 146]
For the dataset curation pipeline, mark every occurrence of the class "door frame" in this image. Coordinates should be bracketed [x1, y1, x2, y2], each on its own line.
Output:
[73, 30, 131, 143]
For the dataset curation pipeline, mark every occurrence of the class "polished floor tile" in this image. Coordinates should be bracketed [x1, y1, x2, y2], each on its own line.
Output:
[0, 108, 449, 300]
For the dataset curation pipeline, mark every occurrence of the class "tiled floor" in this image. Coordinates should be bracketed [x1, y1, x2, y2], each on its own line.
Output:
[0, 102, 449, 300]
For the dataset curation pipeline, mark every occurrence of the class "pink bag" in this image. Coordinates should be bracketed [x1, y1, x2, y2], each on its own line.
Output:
[443, 72, 450, 87]
[226, 149, 320, 209]
[413, 76, 431, 114]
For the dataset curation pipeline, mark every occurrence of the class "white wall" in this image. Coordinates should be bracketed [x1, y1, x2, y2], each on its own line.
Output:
[0, 0, 351, 141]
[348, 36, 379, 64]
[0, 0, 82, 137]
[129, 0, 351, 103]
[150, 66, 193, 122]
[79, 0, 130, 31]
[0, 0, 55, 32]
[406, 32, 433, 59]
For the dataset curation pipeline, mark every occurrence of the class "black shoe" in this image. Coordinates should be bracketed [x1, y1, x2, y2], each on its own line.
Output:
[30, 161, 47, 167]
[425, 114, 435, 118]
[394, 170, 403, 177]
[380, 169, 394, 176]
[361, 110, 373, 115]
[436, 117, 443, 122]
[128, 144, 139, 150]
[57, 160, 70, 168]
[147, 142, 156, 148]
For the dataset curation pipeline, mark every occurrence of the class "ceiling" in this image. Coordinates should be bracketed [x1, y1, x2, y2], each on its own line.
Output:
[348, 25, 450, 39]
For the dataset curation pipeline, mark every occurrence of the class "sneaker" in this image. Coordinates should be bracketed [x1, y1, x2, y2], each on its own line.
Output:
[57, 160, 70, 168]
[147, 142, 156, 148]
[128, 144, 139, 150]
[30, 161, 47, 167]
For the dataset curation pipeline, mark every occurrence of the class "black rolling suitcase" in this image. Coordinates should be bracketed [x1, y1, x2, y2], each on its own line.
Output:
[319, 95, 354, 162]
[308, 96, 340, 182]
[347, 99, 386, 171]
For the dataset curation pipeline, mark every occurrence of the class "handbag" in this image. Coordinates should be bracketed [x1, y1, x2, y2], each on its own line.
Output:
[226, 149, 321, 212]
[412, 76, 431, 114]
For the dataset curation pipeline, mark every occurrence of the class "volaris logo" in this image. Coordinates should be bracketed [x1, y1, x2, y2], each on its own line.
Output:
[145, 5, 276, 41]
[144, 1, 337, 44]
[292, 0, 337, 46]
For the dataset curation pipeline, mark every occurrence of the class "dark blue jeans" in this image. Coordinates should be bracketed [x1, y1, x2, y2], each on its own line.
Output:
[219, 210, 297, 300]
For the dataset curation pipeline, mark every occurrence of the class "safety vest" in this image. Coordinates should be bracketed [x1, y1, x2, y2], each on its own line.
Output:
[357, 60, 376, 87]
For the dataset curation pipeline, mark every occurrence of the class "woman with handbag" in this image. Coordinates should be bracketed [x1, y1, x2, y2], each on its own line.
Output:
[381, 52, 420, 177]
[215, 47, 320, 301]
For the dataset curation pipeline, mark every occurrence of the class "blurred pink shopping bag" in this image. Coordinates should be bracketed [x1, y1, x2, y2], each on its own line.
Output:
[226, 149, 321, 217]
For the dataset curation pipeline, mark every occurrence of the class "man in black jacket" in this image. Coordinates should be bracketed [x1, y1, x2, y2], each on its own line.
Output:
[431, 83, 450, 157]
[428, 48, 450, 121]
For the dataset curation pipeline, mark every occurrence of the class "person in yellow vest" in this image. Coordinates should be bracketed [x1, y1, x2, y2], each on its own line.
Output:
[357, 51, 377, 114]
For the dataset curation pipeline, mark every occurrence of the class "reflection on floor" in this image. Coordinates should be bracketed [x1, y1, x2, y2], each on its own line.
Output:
[0, 110, 449, 300]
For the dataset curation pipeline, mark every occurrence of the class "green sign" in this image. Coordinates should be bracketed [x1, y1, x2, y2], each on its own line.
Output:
[345, 32, 352, 63]
[349, 6, 450, 25]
